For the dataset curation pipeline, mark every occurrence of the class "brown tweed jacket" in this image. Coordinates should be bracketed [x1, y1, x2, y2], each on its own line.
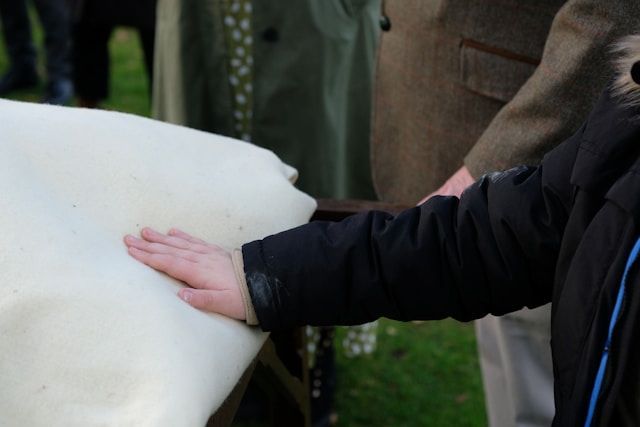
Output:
[372, 0, 640, 204]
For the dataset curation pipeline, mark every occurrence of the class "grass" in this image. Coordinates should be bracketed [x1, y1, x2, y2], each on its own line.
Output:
[0, 23, 487, 427]
[334, 319, 486, 426]
[0, 23, 150, 116]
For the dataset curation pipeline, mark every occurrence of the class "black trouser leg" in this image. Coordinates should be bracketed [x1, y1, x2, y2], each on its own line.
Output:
[137, 26, 155, 90]
[0, 0, 36, 72]
[32, 0, 71, 82]
[72, 21, 112, 101]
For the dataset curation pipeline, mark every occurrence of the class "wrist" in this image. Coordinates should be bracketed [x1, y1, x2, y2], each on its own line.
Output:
[232, 249, 259, 325]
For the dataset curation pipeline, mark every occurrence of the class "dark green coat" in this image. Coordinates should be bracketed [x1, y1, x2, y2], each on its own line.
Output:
[153, 0, 380, 199]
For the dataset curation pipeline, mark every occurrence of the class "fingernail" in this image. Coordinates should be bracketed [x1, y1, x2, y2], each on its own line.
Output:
[180, 290, 193, 303]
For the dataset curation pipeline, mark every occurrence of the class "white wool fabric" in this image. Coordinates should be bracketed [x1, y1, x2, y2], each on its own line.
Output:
[0, 100, 316, 426]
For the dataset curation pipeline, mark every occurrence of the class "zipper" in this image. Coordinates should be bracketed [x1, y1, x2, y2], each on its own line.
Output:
[584, 236, 640, 427]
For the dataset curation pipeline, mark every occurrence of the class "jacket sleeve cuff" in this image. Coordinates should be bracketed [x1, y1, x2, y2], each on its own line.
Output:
[232, 249, 259, 326]
[241, 239, 290, 331]
[464, 149, 497, 181]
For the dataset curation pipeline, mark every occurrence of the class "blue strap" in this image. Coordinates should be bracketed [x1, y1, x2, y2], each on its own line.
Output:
[584, 236, 640, 426]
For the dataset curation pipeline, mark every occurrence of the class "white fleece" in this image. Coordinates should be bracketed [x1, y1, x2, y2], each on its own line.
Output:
[0, 100, 316, 426]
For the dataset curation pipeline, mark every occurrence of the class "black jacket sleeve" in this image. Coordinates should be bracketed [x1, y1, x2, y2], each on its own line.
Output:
[243, 128, 582, 332]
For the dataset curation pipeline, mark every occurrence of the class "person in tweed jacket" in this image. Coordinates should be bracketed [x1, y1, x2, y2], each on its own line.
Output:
[372, 2, 640, 425]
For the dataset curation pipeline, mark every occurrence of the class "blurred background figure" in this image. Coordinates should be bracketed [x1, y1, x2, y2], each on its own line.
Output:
[0, 0, 72, 105]
[154, 0, 378, 200]
[68, 0, 156, 109]
[153, 1, 380, 425]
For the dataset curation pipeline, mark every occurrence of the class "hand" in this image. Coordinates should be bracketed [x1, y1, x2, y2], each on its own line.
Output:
[123, 227, 245, 319]
[417, 166, 475, 205]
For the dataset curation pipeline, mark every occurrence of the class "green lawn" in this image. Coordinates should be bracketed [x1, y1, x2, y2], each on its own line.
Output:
[0, 25, 487, 427]
[334, 319, 486, 426]
[0, 25, 150, 115]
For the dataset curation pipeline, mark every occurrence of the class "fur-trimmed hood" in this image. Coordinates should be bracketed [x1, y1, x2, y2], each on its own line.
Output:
[613, 35, 640, 105]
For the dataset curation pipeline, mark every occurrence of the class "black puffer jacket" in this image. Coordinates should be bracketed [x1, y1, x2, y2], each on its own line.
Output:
[243, 42, 640, 426]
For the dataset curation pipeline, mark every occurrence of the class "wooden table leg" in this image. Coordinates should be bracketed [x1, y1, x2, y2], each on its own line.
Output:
[205, 329, 310, 427]
[206, 359, 258, 427]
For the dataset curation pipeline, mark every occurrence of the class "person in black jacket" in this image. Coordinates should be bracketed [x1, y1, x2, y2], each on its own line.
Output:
[124, 38, 640, 426]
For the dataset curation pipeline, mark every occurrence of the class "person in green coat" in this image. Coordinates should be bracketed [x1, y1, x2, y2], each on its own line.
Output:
[153, 0, 380, 200]
[152, 1, 382, 423]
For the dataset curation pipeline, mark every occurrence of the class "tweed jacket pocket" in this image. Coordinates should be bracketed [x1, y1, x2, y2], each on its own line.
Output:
[460, 39, 539, 103]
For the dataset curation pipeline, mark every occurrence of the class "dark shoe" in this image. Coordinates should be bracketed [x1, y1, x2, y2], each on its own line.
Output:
[0, 67, 39, 96]
[42, 78, 73, 105]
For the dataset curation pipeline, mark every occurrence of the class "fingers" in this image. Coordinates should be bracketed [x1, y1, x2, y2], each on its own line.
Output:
[140, 227, 213, 254]
[168, 228, 208, 245]
[124, 235, 202, 262]
[178, 288, 245, 319]
[127, 246, 201, 284]
[124, 228, 244, 319]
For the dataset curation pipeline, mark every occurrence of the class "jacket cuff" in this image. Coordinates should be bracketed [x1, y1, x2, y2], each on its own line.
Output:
[232, 249, 258, 326]
[241, 239, 290, 331]
[464, 146, 500, 180]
